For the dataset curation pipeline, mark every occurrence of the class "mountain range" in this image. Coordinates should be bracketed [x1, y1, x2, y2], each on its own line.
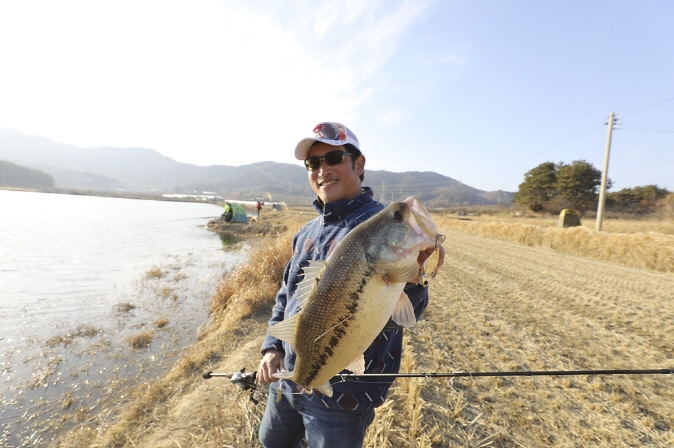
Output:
[0, 128, 513, 206]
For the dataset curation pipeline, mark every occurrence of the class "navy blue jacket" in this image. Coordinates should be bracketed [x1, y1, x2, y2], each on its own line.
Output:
[260, 188, 429, 410]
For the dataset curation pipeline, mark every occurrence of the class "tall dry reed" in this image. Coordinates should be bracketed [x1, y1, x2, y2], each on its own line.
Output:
[207, 231, 292, 332]
[435, 216, 674, 273]
[59, 228, 298, 448]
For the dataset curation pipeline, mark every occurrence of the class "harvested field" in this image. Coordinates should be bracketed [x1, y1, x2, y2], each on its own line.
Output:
[387, 230, 674, 447]
[60, 212, 674, 448]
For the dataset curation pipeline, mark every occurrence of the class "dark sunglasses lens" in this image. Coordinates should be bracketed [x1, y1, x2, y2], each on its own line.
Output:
[304, 151, 348, 171]
[304, 157, 321, 171]
[324, 151, 345, 166]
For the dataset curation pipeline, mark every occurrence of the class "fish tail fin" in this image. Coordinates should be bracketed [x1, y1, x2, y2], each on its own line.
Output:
[315, 381, 333, 398]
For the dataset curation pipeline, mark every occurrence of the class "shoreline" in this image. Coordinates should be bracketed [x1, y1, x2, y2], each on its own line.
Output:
[0, 186, 222, 204]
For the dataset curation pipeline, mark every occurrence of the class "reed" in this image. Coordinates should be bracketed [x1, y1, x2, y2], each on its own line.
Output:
[435, 215, 674, 273]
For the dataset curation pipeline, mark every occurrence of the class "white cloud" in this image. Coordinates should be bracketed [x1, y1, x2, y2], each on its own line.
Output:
[0, 0, 433, 166]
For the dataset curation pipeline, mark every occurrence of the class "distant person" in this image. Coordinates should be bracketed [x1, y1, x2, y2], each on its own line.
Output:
[222, 202, 233, 223]
[256, 201, 262, 218]
[257, 122, 445, 448]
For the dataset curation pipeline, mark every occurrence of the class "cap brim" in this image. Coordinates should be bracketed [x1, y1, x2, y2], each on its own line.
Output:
[294, 137, 346, 160]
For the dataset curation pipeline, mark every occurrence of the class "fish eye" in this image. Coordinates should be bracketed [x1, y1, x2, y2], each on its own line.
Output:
[392, 210, 404, 222]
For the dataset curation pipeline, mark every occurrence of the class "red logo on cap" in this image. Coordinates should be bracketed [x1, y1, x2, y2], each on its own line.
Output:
[313, 122, 346, 141]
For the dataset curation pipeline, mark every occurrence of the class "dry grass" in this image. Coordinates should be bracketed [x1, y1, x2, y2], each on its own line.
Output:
[449, 210, 674, 236]
[46, 324, 100, 347]
[154, 316, 169, 328]
[57, 218, 302, 448]
[146, 266, 165, 279]
[114, 302, 137, 313]
[56, 210, 674, 447]
[435, 215, 674, 273]
[127, 330, 154, 349]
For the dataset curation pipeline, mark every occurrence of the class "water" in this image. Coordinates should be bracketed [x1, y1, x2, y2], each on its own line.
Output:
[0, 190, 246, 446]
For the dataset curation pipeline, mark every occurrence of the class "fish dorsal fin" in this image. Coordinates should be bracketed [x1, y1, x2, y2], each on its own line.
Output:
[391, 291, 416, 328]
[344, 354, 365, 375]
[266, 313, 301, 345]
[381, 257, 420, 284]
[295, 260, 325, 306]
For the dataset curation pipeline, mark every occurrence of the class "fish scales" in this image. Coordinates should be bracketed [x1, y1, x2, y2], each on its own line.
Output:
[298, 246, 378, 386]
[268, 197, 438, 397]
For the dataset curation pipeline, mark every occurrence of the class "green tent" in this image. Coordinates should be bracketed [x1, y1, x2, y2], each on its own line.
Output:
[230, 204, 248, 223]
[222, 203, 248, 223]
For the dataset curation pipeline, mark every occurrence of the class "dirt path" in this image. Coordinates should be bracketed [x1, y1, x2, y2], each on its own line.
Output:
[405, 229, 674, 446]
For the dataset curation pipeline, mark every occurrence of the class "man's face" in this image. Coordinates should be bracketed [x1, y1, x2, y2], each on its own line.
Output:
[307, 142, 365, 204]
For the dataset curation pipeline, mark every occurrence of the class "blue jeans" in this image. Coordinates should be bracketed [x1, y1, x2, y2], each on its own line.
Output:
[259, 381, 376, 448]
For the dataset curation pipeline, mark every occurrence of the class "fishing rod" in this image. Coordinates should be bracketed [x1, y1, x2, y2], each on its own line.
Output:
[203, 367, 673, 403]
[329, 368, 674, 379]
[203, 369, 260, 404]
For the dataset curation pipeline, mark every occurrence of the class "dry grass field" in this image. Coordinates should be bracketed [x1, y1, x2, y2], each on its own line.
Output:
[57, 209, 674, 448]
[434, 214, 674, 273]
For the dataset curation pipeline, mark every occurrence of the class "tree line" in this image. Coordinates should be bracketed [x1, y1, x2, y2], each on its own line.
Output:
[513, 160, 669, 213]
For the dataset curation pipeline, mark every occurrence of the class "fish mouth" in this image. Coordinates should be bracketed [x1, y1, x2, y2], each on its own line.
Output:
[404, 197, 438, 247]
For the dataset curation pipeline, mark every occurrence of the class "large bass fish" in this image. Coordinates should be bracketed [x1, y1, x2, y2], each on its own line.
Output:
[267, 196, 439, 397]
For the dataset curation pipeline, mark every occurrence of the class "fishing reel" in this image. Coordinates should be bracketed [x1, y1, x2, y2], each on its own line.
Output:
[203, 368, 259, 404]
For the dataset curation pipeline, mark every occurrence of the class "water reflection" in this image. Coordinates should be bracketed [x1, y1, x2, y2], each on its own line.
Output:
[0, 190, 246, 446]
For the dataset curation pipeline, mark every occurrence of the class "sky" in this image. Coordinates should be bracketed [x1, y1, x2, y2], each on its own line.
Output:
[1, 0, 673, 192]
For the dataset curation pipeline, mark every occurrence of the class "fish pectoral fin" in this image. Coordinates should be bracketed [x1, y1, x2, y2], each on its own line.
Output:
[382, 258, 419, 284]
[267, 313, 300, 345]
[391, 291, 416, 328]
[315, 381, 334, 398]
[344, 354, 365, 375]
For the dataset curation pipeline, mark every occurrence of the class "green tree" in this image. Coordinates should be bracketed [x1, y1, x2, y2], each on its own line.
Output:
[556, 160, 605, 211]
[513, 161, 557, 211]
[607, 185, 669, 209]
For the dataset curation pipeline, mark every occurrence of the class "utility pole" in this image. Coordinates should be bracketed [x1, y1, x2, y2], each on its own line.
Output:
[595, 112, 617, 231]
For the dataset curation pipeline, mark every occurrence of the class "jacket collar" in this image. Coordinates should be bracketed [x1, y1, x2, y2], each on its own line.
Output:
[313, 187, 374, 221]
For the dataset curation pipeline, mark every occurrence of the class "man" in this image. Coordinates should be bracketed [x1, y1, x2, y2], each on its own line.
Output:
[222, 202, 233, 223]
[257, 122, 444, 448]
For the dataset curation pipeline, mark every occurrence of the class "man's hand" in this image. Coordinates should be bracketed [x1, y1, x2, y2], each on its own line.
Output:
[257, 350, 285, 383]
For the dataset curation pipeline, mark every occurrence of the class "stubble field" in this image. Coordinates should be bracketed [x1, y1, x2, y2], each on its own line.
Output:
[58, 210, 674, 448]
[371, 229, 674, 447]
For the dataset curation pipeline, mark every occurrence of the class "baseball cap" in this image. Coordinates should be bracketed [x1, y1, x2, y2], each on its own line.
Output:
[294, 122, 360, 160]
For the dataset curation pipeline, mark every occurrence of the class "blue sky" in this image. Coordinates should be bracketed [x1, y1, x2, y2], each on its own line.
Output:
[1, 0, 672, 192]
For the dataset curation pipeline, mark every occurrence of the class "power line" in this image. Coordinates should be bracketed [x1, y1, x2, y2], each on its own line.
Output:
[622, 95, 674, 119]
[619, 124, 674, 129]
[473, 123, 606, 183]
[619, 128, 674, 133]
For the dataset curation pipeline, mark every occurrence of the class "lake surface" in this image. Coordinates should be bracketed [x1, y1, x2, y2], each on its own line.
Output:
[0, 190, 247, 446]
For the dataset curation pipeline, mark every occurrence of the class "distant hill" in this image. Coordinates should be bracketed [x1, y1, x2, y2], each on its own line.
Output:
[0, 160, 54, 189]
[0, 128, 514, 206]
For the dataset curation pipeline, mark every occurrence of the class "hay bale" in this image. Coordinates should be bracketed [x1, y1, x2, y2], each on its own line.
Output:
[557, 209, 582, 228]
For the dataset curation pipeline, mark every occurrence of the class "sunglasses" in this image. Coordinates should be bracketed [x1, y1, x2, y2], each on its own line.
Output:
[304, 150, 353, 171]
